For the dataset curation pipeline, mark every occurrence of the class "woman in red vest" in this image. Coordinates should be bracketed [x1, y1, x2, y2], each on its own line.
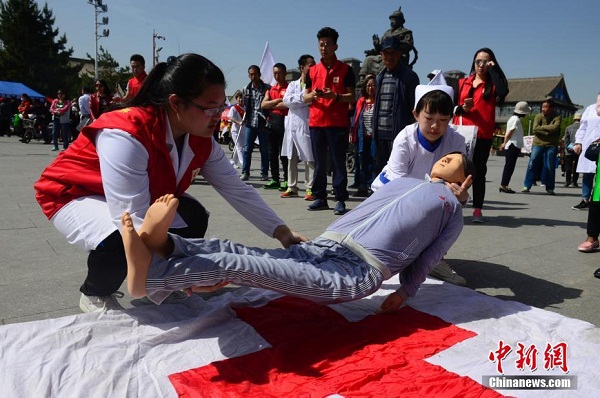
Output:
[34, 53, 305, 313]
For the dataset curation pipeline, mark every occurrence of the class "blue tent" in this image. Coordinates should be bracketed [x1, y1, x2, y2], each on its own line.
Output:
[0, 81, 46, 100]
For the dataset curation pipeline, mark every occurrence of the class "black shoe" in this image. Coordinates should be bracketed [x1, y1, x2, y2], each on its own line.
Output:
[572, 183, 579, 188]
[594, 268, 600, 279]
[352, 188, 371, 197]
[240, 173, 249, 181]
[260, 174, 269, 181]
[572, 200, 589, 210]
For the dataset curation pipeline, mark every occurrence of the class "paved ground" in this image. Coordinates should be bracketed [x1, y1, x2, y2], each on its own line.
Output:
[1, 136, 599, 327]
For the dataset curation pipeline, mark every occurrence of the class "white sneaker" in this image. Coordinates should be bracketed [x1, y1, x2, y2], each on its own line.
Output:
[79, 292, 125, 313]
[137, 290, 189, 305]
[428, 260, 467, 286]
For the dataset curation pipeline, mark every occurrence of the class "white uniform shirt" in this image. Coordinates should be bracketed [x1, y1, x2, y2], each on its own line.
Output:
[53, 110, 286, 251]
[371, 122, 466, 191]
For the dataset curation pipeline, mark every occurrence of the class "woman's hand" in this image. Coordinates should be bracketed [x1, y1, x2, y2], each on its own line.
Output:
[377, 291, 405, 314]
[273, 225, 308, 248]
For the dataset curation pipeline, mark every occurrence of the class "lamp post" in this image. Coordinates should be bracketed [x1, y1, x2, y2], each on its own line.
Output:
[87, 0, 109, 81]
[152, 30, 165, 67]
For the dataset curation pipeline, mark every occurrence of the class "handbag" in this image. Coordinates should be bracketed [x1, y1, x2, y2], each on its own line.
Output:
[585, 139, 600, 162]
[450, 116, 478, 160]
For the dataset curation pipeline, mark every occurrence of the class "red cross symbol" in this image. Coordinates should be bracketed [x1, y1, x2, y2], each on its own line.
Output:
[170, 297, 502, 397]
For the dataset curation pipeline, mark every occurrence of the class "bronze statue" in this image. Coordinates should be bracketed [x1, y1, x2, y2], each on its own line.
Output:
[359, 7, 418, 86]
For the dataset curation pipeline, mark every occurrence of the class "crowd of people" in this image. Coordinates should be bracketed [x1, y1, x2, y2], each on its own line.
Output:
[21, 16, 599, 313]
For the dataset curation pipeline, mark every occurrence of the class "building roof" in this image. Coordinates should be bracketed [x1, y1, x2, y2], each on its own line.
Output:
[505, 75, 574, 106]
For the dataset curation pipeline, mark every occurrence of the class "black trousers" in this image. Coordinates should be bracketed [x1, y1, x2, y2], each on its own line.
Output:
[80, 196, 209, 296]
[472, 138, 493, 209]
[587, 201, 600, 239]
[564, 154, 579, 185]
[267, 115, 288, 182]
[500, 144, 521, 187]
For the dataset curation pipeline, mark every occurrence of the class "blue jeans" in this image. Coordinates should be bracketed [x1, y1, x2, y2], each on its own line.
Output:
[241, 126, 269, 176]
[52, 119, 71, 150]
[582, 173, 594, 200]
[524, 145, 558, 191]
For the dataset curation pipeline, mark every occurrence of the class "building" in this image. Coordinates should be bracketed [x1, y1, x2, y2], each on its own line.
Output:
[496, 75, 581, 124]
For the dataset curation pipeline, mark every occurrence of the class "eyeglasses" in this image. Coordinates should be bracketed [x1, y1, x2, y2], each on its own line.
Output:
[474, 60, 489, 67]
[189, 102, 226, 116]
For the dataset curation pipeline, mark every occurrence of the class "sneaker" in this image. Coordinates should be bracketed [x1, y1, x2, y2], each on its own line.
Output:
[546, 190, 555, 195]
[51, 147, 59, 151]
[280, 188, 298, 198]
[333, 201, 347, 215]
[304, 189, 316, 201]
[472, 208, 483, 223]
[521, 187, 530, 193]
[278, 182, 288, 192]
[572, 183, 579, 188]
[136, 290, 190, 306]
[79, 292, 125, 313]
[572, 200, 589, 210]
[260, 174, 269, 181]
[428, 260, 467, 286]
[263, 180, 280, 189]
[240, 173, 249, 181]
[307, 199, 329, 211]
[578, 240, 599, 253]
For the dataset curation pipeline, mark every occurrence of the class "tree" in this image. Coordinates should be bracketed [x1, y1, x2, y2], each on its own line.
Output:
[0, 0, 79, 97]
[80, 46, 132, 99]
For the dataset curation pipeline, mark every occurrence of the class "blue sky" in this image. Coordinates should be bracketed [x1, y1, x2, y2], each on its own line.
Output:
[40, 0, 599, 107]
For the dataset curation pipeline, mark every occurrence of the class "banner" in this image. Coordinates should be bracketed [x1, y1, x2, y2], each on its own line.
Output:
[259, 42, 276, 86]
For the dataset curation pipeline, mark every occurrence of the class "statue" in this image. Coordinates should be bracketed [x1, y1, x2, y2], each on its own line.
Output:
[359, 6, 419, 87]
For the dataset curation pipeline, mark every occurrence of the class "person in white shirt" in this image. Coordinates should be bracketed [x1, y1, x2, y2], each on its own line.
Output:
[281, 54, 316, 200]
[498, 101, 531, 193]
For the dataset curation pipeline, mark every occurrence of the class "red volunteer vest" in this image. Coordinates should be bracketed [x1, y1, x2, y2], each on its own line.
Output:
[268, 83, 289, 117]
[308, 58, 351, 128]
[34, 106, 212, 219]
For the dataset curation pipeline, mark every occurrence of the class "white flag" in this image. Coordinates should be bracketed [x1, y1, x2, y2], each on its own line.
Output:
[259, 42, 276, 86]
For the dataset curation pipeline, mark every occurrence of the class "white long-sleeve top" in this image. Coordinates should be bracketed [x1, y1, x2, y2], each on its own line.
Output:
[371, 122, 466, 191]
[575, 101, 600, 174]
[281, 78, 313, 161]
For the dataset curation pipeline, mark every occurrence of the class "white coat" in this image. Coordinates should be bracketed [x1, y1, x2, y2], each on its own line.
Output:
[575, 102, 600, 174]
[281, 79, 314, 161]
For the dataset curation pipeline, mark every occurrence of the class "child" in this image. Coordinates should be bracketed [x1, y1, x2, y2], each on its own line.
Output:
[370, 81, 471, 286]
[371, 84, 470, 204]
[122, 152, 474, 314]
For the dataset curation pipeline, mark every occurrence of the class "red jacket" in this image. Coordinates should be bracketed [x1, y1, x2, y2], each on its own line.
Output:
[34, 106, 212, 219]
[308, 58, 351, 128]
[453, 74, 497, 140]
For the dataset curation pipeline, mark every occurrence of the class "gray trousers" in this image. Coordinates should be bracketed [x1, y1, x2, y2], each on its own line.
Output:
[146, 236, 384, 305]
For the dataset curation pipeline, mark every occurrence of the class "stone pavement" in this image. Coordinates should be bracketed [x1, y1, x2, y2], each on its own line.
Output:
[1, 136, 599, 326]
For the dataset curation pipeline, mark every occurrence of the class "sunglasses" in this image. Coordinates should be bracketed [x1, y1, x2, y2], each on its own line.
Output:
[474, 60, 489, 67]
